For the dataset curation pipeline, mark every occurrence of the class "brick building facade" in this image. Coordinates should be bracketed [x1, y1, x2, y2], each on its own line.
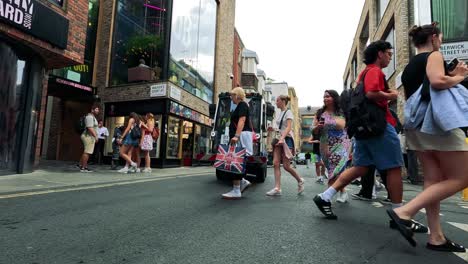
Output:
[0, 0, 89, 174]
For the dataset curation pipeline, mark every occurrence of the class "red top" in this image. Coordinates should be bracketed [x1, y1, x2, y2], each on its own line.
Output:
[357, 64, 396, 127]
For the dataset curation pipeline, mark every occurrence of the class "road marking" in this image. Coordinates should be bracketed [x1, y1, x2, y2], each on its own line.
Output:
[419, 208, 444, 216]
[372, 202, 384, 208]
[448, 222, 468, 232]
[0, 173, 211, 200]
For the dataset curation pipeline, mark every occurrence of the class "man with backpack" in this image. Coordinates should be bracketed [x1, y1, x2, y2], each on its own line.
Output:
[78, 104, 100, 173]
[312, 40, 427, 232]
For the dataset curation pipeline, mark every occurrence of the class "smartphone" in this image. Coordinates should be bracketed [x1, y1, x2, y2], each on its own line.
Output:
[447, 58, 459, 72]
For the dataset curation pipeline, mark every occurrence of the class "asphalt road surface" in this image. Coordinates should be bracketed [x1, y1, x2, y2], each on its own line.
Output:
[1, 166, 467, 264]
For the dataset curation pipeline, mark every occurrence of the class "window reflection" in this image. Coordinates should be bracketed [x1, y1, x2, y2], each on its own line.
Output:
[167, 116, 181, 159]
[111, 0, 168, 85]
[169, 0, 216, 103]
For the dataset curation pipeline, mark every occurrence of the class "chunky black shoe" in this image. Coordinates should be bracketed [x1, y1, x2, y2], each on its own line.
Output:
[427, 237, 466, 253]
[313, 195, 337, 220]
[390, 219, 428, 233]
[386, 209, 416, 247]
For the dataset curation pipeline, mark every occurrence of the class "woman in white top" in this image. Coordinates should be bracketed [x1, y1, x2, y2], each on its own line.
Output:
[266, 95, 305, 196]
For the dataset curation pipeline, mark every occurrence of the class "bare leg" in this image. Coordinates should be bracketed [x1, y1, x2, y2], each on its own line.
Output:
[273, 146, 283, 190]
[386, 167, 403, 204]
[144, 151, 151, 168]
[416, 152, 445, 245]
[120, 145, 134, 165]
[394, 151, 468, 243]
[81, 153, 89, 168]
[282, 153, 302, 182]
[331, 166, 369, 191]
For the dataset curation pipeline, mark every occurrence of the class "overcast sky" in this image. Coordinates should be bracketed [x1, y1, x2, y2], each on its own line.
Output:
[235, 0, 365, 107]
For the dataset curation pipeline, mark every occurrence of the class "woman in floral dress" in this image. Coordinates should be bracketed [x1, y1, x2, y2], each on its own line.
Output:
[313, 90, 351, 203]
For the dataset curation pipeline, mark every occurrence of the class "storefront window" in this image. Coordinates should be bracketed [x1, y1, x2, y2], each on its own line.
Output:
[167, 116, 181, 159]
[193, 125, 211, 160]
[50, 0, 99, 85]
[105, 115, 162, 159]
[432, 0, 468, 42]
[169, 0, 216, 103]
[110, 0, 168, 86]
[0, 43, 28, 172]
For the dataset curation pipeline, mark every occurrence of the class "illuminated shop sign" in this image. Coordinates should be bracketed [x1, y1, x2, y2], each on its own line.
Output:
[0, 0, 69, 49]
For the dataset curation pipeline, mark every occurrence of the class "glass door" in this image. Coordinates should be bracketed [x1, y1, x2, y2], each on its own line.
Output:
[181, 121, 193, 166]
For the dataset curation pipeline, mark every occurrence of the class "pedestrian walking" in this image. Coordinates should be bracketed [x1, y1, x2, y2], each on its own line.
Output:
[111, 125, 124, 170]
[388, 22, 468, 252]
[117, 112, 140, 173]
[93, 120, 109, 165]
[266, 95, 305, 196]
[78, 104, 100, 173]
[221, 87, 253, 199]
[313, 41, 428, 234]
[313, 90, 351, 203]
[309, 127, 326, 184]
[140, 113, 156, 173]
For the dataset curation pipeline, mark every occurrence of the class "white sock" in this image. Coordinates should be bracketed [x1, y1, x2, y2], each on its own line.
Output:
[233, 185, 241, 193]
[392, 203, 403, 209]
[320, 187, 337, 202]
[131, 162, 137, 167]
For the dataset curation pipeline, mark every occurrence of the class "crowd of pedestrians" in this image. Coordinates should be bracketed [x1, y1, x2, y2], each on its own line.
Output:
[220, 22, 467, 253]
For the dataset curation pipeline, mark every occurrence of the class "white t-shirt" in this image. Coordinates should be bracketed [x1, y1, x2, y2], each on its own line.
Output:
[275, 110, 294, 137]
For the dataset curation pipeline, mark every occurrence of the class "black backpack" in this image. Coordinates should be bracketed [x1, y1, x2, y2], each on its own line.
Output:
[346, 70, 387, 139]
[75, 115, 87, 134]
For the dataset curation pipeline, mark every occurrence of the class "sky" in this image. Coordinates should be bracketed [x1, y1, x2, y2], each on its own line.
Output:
[235, 0, 366, 107]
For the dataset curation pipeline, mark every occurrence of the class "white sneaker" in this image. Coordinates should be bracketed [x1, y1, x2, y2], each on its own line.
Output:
[336, 191, 349, 203]
[118, 167, 129, 174]
[316, 176, 324, 184]
[135, 168, 141, 173]
[142, 168, 152, 173]
[266, 188, 282, 196]
[298, 178, 305, 195]
[222, 190, 242, 199]
[240, 179, 251, 193]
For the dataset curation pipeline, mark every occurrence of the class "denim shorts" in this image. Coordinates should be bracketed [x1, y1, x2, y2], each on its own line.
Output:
[122, 134, 139, 147]
[353, 124, 404, 171]
[285, 137, 294, 150]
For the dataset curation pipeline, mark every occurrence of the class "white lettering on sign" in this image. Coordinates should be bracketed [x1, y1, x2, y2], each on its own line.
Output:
[56, 78, 93, 92]
[150, 83, 167, 97]
[441, 41, 468, 61]
[0, 0, 34, 29]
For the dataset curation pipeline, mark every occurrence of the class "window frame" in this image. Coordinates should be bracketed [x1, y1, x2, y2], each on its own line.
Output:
[382, 25, 396, 79]
[431, 0, 468, 43]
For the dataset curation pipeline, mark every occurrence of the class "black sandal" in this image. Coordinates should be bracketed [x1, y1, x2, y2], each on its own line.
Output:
[386, 209, 416, 247]
[427, 237, 466, 253]
[390, 219, 429, 233]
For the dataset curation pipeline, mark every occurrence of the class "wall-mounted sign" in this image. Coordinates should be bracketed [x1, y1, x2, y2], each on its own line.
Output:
[170, 85, 182, 101]
[441, 41, 468, 61]
[55, 77, 93, 93]
[150, 83, 167, 97]
[0, 0, 69, 49]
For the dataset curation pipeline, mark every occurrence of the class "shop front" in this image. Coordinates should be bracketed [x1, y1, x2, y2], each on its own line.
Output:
[0, 0, 83, 174]
[103, 99, 212, 168]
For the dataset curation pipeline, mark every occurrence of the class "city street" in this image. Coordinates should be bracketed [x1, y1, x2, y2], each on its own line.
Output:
[1, 166, 466, 264]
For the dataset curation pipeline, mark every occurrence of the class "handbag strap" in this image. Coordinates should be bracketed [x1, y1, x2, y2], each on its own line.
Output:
[278, 110, 288, 131]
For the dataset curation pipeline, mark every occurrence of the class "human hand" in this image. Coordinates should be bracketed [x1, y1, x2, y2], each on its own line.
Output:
[230, 136, 239, 145]
[276, 138, 285, 146]
[450, 61, 468, 78]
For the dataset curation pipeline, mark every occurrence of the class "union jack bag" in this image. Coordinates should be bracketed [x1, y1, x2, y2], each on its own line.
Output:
[214, 144, 247, 174]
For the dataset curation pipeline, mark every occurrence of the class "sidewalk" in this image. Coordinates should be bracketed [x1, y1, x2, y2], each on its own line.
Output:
[0, 161, 214, 196]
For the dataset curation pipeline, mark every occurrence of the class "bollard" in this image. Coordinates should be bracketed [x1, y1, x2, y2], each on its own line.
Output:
[463, 188, 468, 202]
